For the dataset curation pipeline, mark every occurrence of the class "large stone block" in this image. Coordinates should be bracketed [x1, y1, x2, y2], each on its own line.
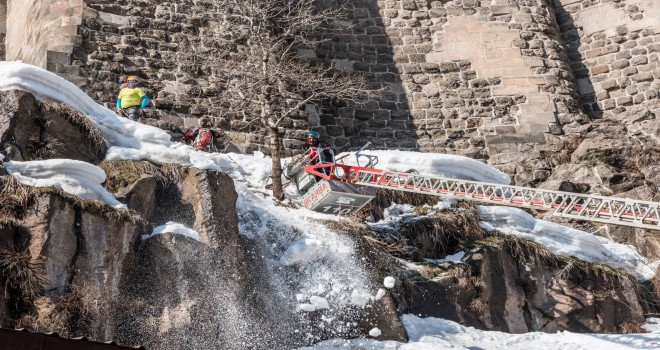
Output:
[518, 112, 557, 125]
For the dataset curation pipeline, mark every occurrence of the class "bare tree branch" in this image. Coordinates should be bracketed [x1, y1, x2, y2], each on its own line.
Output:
[188, 0, 373, 199]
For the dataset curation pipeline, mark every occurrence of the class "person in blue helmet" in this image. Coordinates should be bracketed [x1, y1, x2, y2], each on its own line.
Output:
[304, 130, 334, 164]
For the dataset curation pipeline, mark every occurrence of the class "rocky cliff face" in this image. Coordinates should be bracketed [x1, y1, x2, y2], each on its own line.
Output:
[0, 90, 409, 348]
[1, 89, 658, 348]
[0, 90, 107, 162]
[356, 201, 653, 334]
[1, 0, 659, 346]
[395, 237, 645, 333]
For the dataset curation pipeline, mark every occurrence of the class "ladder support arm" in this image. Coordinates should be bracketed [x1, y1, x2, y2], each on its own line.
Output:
[302, 163, 660, 231]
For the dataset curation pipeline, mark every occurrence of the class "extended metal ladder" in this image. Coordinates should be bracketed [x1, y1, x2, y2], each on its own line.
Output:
[350, 169, 660, 231]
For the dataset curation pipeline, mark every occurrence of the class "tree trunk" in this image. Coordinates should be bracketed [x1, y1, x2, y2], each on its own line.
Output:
[269, 126, 285, 200]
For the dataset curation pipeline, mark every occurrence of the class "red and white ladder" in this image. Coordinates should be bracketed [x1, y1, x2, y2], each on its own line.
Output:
[302, 161, 660, 230]
[353, 169, 660, 230]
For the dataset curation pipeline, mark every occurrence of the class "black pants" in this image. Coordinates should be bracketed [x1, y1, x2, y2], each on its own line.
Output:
[124, 106, 140, 121]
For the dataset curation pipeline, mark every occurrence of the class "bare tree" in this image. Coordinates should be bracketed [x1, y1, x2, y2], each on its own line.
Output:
[211, 0, 370, 200]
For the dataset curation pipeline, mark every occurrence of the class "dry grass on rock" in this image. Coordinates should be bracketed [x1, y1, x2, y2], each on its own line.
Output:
[324, 219, 368, 237]
[618, 321, 646, 334]
[21, 284, 103, 337]
[542, 134, 585, 168]
[0, 245, 48, 301]
[632, 145, 660, 170]
[499, 234, 559, 267]
[637, 269, 660, 314]
[0, 174, 144, 225]
[38, 102, 108, 159]
[99, 160, 189, 194]
[400, 202, 485, 259]
[0, 176, 34, 219]
[356, 189, 440, 221]
[99, 160, 166, 193]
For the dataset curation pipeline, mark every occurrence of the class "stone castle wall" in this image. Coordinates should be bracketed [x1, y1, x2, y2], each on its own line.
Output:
[3, 0, 656, 180]
[0, 1, 5, 59]
[555, 0, 659, 117]
[326, 0, 582, 183]
[4, 0, 574, 163]
[4, 0, 83, 78]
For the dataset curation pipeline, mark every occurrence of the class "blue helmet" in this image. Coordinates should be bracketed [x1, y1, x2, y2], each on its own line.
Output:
[308, 131, 320, 138]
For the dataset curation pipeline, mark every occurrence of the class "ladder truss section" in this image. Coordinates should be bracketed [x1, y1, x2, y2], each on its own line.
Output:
[353, 169, 660, 230]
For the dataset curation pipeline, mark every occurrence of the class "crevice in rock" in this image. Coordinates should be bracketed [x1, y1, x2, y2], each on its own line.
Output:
[66, 207, 84, 287]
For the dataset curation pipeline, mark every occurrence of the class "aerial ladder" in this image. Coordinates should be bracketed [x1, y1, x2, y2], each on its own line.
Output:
[285, 145, 660, 231]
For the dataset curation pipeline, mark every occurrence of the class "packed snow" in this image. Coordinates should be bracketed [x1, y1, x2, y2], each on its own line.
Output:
[0, 61, 272, 186]
[368, 328, 382, 337]
[301, 315, 660, 349]
[383, 276, 395, 289]
[142, 222, 201, 242]
[643, 318, 660, 333]
[309, 296, 330, 310]
[339, 149, 511, 185]
[426, 251, 466, 265]
[4, 159, 125, 208]
[372, 203, 658, 281]
[2, 61, 660, 349]
[235, 181, 382, 342]
[479, 206, 659, 280]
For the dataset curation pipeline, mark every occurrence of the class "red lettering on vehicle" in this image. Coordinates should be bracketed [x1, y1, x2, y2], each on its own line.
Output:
[303, 182, 329, 207]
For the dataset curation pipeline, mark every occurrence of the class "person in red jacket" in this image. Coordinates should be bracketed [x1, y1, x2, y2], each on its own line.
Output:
[304, 131, 334, 164]
[184, 117, 221, 152]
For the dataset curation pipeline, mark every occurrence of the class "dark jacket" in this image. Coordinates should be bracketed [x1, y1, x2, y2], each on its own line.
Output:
[305, 140, 334, 163]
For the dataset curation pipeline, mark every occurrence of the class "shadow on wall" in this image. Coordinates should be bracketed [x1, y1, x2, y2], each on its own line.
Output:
[554, 1, 601, 117]
[314, 0, 417, 153]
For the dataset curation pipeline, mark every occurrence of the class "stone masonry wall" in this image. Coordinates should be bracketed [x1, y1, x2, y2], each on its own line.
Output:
[319, 0, 582, 183]
[5, 0, 84, 83]
[0, 0, 6, 60]
[73, 1, 276, 152]
[555, 0, 659, 117]
[5, 0, 657, 178]
[6, 0, 575, 164]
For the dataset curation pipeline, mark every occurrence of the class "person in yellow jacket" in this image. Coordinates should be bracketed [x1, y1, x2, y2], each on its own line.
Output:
[116, 76, 150, 121]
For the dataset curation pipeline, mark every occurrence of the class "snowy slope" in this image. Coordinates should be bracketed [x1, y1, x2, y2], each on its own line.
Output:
[479, 206, 659, 280]
[301, 315, 660, 350]
[339, 149, 510, 185]
[1, 61, 659, 348]
[373, 203, 659, 281]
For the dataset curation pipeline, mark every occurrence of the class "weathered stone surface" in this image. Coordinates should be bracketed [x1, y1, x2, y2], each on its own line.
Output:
[117, 175, 159, 218]
[11, 190, 145, 338]
[0, 163, 281, 348]
[0, 90, 107, 162]
[3, 0, 587, 172]
[358, 293, 408, 342]
[114, 233, 257, 350]
[556, 0, 659, 117]
[570, 135, 630, 164]
[394, 239, 645, 333]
